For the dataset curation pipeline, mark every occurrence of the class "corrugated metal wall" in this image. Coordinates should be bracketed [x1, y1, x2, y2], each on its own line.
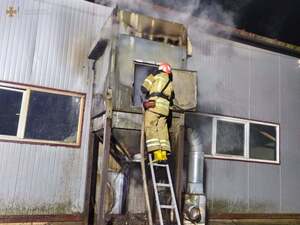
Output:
[0, 0, 112, 215]
[188, 31, 300, 213]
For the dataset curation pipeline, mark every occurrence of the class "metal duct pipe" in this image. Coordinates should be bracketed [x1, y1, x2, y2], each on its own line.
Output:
[184, 203, 202, 222]
[187, 129, 204, 194]
[184, 129, 206, 225]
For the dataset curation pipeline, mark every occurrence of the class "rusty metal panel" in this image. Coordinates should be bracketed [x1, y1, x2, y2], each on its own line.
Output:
[118, 10, 188, 47]
[172, 69, 197, 110]
[92, 42, 112, 117]
[112, 111, 142, 130]
[91, 14, 114, 117]
[0, 0, 112, 215]
[126, 165, 146, 213]
[112, 129, 141, 155]
[131, 62, 197, 110]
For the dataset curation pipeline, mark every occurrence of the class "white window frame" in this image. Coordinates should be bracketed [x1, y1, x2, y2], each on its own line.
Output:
[212, 117, 247, 159]
[199, 113, 280, 164]
[0, 82, 85, 147]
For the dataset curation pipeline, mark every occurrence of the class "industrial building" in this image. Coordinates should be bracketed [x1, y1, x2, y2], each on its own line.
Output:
[0, 0, 300, 225]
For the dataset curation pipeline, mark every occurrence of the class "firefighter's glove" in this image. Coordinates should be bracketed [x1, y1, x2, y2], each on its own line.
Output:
[153, 150, 168, 162]
[143, 100, 156, 109]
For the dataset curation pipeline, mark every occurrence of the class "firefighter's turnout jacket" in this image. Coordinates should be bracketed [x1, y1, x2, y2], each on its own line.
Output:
[142, 71, 174, 153]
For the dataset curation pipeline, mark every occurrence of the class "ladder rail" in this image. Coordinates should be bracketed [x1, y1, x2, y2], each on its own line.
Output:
[140, 111, 153, 225]
[149, 154, 165, 225]
[149, 154, 182, 225]
[166, 163, 182, 225]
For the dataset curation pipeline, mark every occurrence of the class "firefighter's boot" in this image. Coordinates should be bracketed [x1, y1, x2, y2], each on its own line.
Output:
[153, 149, 168, 162]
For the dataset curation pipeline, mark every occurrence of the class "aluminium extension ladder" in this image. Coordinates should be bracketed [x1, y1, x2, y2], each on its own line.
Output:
[148, 154, 181, 225]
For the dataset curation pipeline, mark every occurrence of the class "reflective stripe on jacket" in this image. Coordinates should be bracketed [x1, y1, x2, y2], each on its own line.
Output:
[142, 72, 173, 116]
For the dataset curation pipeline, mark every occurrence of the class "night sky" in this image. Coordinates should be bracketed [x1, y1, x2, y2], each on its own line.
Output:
[154, 0, 300, 46]
[89, 0, 300, 46]
[239, 1, 300, 46]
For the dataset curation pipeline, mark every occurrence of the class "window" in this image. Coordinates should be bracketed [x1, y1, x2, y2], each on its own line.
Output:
[216, 120, 245, 156]
[132, 62, 157, 106]
[0, 82, 85, 147]
[0, 87, 23, 136]
[132, 61, 198, 111]
[249, 123, 277, 161]
[186, 113, 280, 163]
[185, 113, 212, 155]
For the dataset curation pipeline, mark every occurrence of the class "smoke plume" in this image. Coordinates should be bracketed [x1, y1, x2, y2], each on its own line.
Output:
[94, 0, 251, 38]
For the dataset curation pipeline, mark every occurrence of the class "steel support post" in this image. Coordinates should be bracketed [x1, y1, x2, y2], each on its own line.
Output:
[96, 116, 112, 225]
[175, 125, 185, 211]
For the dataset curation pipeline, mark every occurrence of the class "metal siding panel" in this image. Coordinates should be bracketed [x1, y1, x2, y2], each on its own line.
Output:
[0, 0, 112, 215]
[31, 0, 86, 91]
[117, 35, 186, 86]
[204, 159, 214, 211]
[188, 36, 223, 114]
[189, 34, 251, 118]
[77, 4, 113, 212]
[280, 56, 300, 212]
[246, 50, 281, 213]
[210, 160, 249, 213]
[248, 164, 280, 212]
[115, 35, 187, 112]
[218, 44, 251, 117]
[77, 94, 91, 211]
[250, 49, 280, 123]
[281, 130, 300, 212]
[0, 143, 81, 215]
[0, 0, 39, 83]
[189, 34, 298, 214]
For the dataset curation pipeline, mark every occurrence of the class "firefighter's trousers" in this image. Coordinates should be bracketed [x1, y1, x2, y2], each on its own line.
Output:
[144, 110, 171, 153]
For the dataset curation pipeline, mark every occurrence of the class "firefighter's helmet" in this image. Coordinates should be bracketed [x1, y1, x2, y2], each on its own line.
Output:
[158, 62, 172, 74]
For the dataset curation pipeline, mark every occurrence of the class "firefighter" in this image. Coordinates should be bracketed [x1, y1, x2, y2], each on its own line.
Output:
[141, 62, 175, 162]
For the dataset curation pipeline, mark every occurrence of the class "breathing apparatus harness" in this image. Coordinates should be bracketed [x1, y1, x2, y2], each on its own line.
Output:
[143, 72, 173, 109]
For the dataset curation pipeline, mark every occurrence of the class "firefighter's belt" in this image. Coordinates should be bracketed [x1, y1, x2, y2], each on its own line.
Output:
[148, 92, 170, 101]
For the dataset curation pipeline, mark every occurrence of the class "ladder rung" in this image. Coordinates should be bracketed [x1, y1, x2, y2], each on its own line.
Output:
[156, 183, 171, 187]
[152, 163, 168, 167]
[160, 204, 174, 209]
[148, 154, 181, 224]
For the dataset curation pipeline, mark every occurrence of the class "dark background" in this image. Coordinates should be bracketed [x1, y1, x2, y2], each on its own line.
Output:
[154, 0, 300, 46]
[88, 0, 300, 46]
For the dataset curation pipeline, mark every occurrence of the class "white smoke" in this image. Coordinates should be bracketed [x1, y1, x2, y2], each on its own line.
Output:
[187, 128, 202, 148]
[94, 0, 243, 37]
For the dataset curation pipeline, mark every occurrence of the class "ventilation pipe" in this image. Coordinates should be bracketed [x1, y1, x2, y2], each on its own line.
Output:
[187, 129, 204, 194]
[184, 129, 206, 225]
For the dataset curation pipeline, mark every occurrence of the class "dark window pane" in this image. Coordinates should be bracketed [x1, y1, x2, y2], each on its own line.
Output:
[186, 113, 212, 154]
[133, 63, 157, 106]
[250, 123, 277, 161]
[0, 89, 23, 136]
[25, 91, 81, 143]
[216, 120, 244, 156]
